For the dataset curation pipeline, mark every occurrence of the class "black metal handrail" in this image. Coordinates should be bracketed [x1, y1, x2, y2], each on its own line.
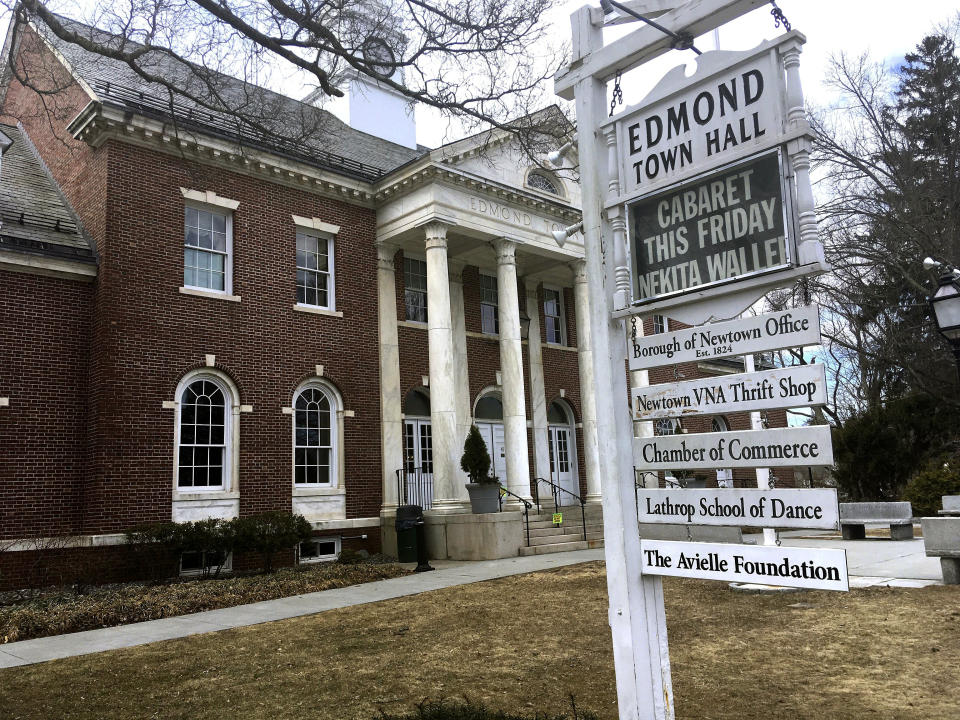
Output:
[395, 466, 433, 510]
[497, 485, 533, 547]
[532, 476, 587, 542]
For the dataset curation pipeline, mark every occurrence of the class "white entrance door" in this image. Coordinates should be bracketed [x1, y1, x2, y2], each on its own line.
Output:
[548, 425, 577, 506]
[476, 422, 506, 484]
[402, 419, 433, 508]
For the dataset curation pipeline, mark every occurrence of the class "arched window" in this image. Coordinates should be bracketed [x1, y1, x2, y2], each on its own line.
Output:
[176, 374, 234, 490]
[655, 418, 679, 436]
[294, 383, 338, 486]
[527, 170, 562, 196]
[711, 416, 729, 433]
[403, 388, 431, 417]
[475, 394, 504, 421]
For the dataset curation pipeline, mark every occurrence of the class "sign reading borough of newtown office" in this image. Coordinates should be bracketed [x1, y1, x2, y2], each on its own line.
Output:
[629, 151, 789, 303]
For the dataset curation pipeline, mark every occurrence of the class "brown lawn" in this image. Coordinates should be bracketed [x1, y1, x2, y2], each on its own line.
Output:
[1, 561, 958, 720]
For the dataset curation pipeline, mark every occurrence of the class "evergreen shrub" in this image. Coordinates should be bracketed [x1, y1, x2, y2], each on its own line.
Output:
[461, 424, 493, 483]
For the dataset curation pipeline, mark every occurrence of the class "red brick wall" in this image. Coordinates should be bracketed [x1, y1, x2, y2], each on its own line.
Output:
[0, 269, 93, 540]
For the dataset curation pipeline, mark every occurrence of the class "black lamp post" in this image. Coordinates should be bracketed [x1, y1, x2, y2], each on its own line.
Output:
[925, 257, 960, 383]
[519, 308, 531, 340]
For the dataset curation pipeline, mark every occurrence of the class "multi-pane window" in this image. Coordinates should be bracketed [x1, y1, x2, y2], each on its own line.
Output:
[544, 287, 565, 344]
[653, 315, 668, 334]
[480, 274, 499, 334]
[527, 171, 561, 196]
[404, 257, 428, 323]
[655, 418, 679, 436]
[184, 206, 229, 292]
[296, 231, 334, 308]
[294, 386, 334, 486]
[178, 379, 227, 489]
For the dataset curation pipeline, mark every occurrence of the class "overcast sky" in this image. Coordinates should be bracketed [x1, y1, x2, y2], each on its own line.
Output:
[417, 0, 960, 145]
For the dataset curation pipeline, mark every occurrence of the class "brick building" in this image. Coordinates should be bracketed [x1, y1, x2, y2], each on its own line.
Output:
[0, 15, 794, 586]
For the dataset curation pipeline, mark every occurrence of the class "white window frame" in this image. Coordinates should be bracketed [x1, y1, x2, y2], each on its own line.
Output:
[543, 285, 567, 346]
[480, 272, 499, 335]
[403, 255, 428, 324]
[298, 536, 341, 564]
[653, 315, 669, 334]
[173, 370, 240, 496]
[292, 380, 342, 489]
[295, 229, 336, 311]
[183, 202, 234, 295]
[525, 168, 565, 198]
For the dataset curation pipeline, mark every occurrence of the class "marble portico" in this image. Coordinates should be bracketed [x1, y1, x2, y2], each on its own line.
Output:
[374, 143, 602, 559]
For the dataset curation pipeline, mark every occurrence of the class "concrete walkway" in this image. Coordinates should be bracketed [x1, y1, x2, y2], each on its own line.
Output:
[0, 529, 945, 670]
[0, 549, 605, 669]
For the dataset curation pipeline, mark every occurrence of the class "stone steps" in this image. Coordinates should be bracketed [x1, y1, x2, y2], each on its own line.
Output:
[519, 538, 605, 556]
[528, 531, 604, 547]
[528, 524, 605, 538]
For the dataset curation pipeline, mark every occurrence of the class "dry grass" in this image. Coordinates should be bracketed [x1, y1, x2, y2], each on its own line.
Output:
[1, 562, 958, 720]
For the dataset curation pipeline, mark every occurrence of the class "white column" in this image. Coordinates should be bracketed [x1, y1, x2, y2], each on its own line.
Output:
[573, 260, 602, 503]
[377, 243, 403, 512]
[449, 260, 472, 506]
[424, 222, 462, 512]
[744, 352, 777, 546]
[525, 282, 550, 502]
[495, 238, 532, 502]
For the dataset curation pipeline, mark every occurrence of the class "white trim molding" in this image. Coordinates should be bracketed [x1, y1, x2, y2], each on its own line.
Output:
[179, 287, 241, 302]
[293, 304, 343, 317]
[180, 187, 240, 210]
[292, 215, 340, 235]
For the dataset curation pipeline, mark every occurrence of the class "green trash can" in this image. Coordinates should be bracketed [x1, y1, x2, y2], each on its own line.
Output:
[396, 505, 422, 562]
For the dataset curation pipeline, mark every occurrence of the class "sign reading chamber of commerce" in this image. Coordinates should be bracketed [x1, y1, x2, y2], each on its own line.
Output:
[629, 305, 821, 371]
[640, 540, 849, 592]
[614, 42, 787, 195]
[633, 425, 834, 471]
[633, 363, 827, 420]
[629, 151, 789, 303]
[636, 488, 839, 530]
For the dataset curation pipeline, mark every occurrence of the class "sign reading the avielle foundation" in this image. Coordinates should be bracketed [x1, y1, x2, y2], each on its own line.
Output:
[637, 488, 839, 530]
[633, 425, 834, 470]
[629, 305, 821, 371]
[629, 151, 789, 303]
[640, 540, 849, 591]
[632, 363, 827, 420]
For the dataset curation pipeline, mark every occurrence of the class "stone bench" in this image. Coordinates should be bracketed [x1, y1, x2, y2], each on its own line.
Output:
[939, 496, 960, 517]
[839, 502, 914, 540]
[920, 517, 960, 584]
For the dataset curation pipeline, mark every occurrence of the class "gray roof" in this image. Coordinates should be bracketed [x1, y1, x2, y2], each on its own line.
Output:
[40, 15, 427, 180]
[0, 122, 95, 262]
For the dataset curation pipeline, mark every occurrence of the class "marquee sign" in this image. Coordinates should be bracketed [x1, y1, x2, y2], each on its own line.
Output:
[633, 425, 834, 470]
[637, 488, 839, 530]
[629, 305, 821, 371]
[640, 540, 849, 592]
[632, 363, 827, 420]
[629, 151, 789, 303]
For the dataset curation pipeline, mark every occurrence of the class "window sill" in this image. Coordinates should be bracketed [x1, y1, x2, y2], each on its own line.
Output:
[545, 342, 577, 353]
[293, 486, 345, 497]
[465, 330, 499, 341]
[179, 286, 241, 302]
[293, 304, 343, 317]
[173, 490, 239, 501]
[398, 320, 427, 330]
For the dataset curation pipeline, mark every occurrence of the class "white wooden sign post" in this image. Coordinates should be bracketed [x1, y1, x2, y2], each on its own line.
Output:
[556, 2, 837, 719]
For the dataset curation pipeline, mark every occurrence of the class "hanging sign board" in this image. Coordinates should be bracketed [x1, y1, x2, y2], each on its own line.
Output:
[629, 151, 790, 304]
[634, 425, 834, 470]
[633, 363, 827, 420]
[640, 540, 849, 592]
[637, 488, 839, 530]
[613, 42, 787, 196]
[629, 305, 821, 371]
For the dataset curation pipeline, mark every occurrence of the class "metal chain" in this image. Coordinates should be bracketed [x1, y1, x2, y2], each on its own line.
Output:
[631, 315, 638, 339]
[770, 1, 791, 32]
[609, 69, 623, 117]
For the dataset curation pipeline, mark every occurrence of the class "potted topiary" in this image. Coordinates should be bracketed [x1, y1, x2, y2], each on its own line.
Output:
[461, 424, 499, 513]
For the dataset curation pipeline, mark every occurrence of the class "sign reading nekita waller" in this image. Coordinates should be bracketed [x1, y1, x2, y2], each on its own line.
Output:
[629, 305, 821, 371]
[637, 488, 839, 530]
[614, 42, 786, 196]
[633, 364, 827, 420]
[640, 540, 849, 592]
[629, 151, 788, 303]
[633, 426, 834, 471]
